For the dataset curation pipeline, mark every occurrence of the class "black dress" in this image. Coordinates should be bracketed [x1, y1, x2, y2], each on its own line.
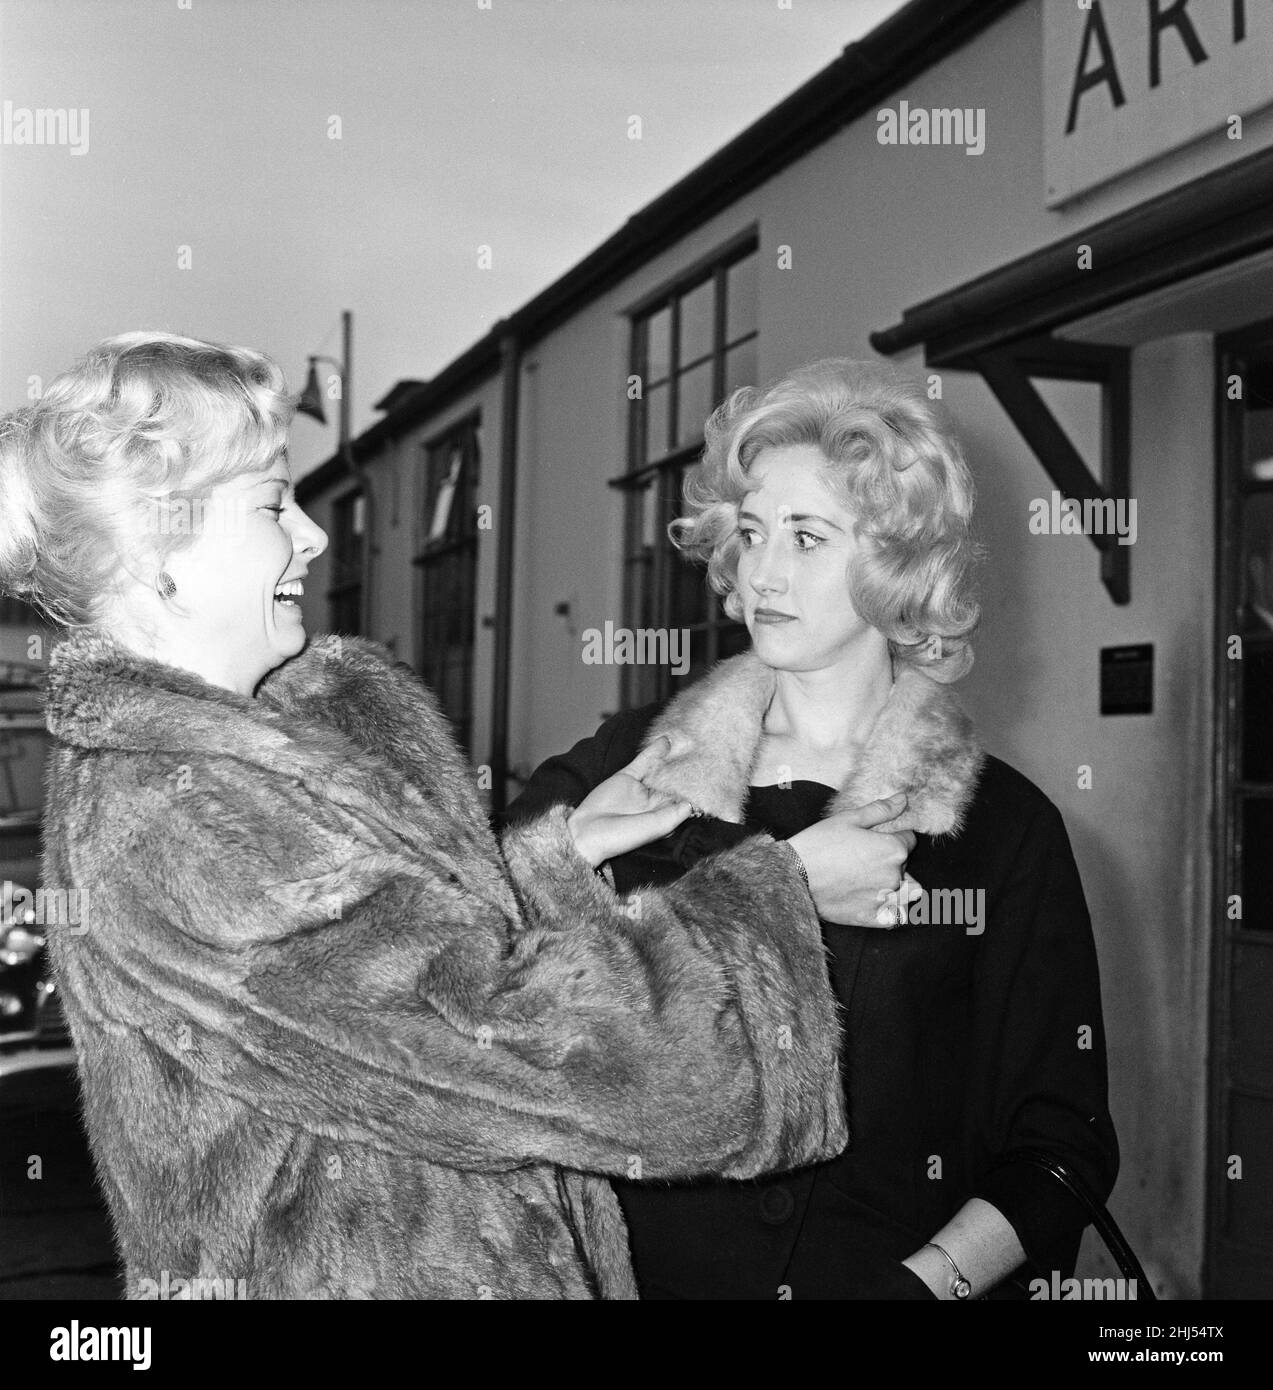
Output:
[504, 709, 1119, 1301]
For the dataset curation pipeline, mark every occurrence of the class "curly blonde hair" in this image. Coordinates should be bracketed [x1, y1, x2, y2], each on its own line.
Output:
[0, 332, 291, 628]
[670, 358, 980, 682]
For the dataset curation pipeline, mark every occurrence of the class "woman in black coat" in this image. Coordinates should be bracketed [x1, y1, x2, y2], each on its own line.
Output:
[506, 359, 1119, 1300]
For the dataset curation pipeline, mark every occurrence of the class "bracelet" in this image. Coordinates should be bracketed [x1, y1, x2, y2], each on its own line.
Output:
[925, 1242, 972, 1299]
[779, 840, 811, 896]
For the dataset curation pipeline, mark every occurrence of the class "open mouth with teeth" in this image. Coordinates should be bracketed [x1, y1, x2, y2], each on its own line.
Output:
[274, 579, 304, 607]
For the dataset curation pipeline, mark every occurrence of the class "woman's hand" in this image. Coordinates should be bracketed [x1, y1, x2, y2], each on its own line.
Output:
[787, 793, 923, 927]
[566, 738, 696, 868]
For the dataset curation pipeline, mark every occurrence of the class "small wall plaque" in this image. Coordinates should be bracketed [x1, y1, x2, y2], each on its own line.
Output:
[1100, 644, 1153, 716]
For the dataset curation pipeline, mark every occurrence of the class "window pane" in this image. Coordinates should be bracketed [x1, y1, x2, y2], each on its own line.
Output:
[684, 626, 714, 687]
[333, 492, 364, 589]
[670, 550, 708, 632]
[330, 587, 361, 636]
[1242, 494, 1273, 635]
[645, 306, 671, 384]
[679, 277, 715, 367]
[1244, 359, 1273, 482]
[1241, 798, 1273, 930]
[726, 252, 757, 344]
[676, 359, 714, 448]
[428, 449, 463, 542]
[717, 620, 750, 660]
[724, 337, 758, 397]
[1244, 645, 1273, 783]
[644, 381, 670, 464]
[639, 480, 658, 550]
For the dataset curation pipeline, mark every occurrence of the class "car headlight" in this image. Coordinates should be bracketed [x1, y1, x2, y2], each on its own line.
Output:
[0, 925, 45, 967]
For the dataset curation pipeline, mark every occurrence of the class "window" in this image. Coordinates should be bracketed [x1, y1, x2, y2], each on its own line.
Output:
[328, 489, 365, 635]
[416, 418, 480, 755]
[618, 239, 757, 707]
[0, 595, 42, 627]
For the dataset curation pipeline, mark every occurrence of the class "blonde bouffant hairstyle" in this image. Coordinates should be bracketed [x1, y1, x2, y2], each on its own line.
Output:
[670, 358, 981, 682]
[0, 332, 292, 629]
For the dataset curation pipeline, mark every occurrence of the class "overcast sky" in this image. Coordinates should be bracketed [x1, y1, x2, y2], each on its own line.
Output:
[0, 0, 905, 477]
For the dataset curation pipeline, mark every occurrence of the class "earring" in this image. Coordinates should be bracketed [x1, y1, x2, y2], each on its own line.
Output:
[155, 571, 177, 600]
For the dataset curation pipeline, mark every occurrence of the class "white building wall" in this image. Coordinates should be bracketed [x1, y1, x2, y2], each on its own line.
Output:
[500, 0, 1222, 1293]
[299, 0, 1235, 1295]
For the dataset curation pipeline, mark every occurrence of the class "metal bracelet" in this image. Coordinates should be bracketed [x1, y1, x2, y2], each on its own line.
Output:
[780, 840, 811, 896]
[925, 1242, 973, 1299]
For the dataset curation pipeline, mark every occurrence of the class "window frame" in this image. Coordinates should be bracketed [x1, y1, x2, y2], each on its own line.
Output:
[326, 486, 365, 636]
[614, 232, 758, 708]
[414, 413, 482, 754]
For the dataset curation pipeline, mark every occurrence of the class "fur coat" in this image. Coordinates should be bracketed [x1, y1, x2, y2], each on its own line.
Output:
[507, 651, 1119, 1298]
[40, 630, 848, 1300]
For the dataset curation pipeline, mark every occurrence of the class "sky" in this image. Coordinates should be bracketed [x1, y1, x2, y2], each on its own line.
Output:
[0, 0, 905, 478]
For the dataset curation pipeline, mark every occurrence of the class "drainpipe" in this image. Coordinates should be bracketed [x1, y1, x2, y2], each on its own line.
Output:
[489, 328, 521, 817]
[335, 311, 376, 641]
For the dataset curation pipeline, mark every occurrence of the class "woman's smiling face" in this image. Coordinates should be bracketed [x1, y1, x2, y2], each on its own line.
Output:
[161, 451, 328, 693]
[735, 442, 880, 672]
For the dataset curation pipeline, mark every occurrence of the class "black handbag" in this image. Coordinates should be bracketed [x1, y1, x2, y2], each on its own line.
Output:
[1004, 1149, 1156, 1301]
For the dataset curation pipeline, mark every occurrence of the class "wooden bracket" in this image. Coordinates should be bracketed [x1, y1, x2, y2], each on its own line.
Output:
[964, 336, 1132, 604]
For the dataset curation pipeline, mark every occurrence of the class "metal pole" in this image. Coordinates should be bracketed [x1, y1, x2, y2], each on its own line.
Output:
[489, 329, 520, 817]
[340, 310, 352, 457]
[338, 311, 375, 641]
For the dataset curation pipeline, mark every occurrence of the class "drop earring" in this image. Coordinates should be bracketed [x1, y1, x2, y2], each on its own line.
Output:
[155, 572, 177, 600]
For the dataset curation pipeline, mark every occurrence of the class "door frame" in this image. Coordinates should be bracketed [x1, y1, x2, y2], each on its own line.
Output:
[1206, 312, 1273, 1296]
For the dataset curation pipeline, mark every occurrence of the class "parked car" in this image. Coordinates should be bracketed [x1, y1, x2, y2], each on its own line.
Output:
[0, 649, 74, 1081]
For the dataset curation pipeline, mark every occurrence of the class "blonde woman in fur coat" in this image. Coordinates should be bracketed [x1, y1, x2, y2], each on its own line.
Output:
[508, 360, 1120, 1300]
[0, 335, 917, 1300]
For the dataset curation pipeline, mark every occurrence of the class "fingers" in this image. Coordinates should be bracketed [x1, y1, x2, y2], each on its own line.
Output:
[621, 736, 671, 783]
[873, 874, 924, 929]
[846, 791, 907, 828]
[629, 799, 695, 845]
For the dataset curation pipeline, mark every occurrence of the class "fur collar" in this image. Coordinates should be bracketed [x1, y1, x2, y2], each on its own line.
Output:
[638, 651, 985, 836]
[44, 628, 504, 889]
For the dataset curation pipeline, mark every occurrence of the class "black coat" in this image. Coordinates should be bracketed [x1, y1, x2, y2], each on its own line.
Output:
[504, 653, 1119, 1300]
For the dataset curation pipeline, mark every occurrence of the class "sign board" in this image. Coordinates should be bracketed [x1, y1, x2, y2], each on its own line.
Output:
[1043, 0, 1273, 207]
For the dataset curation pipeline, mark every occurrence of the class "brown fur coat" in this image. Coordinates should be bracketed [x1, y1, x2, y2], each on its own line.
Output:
[41, 631, 847, 1299]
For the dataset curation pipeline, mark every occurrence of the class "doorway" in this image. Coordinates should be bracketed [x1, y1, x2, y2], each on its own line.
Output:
[1208, 322, 1273, 1297]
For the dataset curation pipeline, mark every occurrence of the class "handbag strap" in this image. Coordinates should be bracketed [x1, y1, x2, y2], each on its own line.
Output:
[1005, 1148, 1156, 1301]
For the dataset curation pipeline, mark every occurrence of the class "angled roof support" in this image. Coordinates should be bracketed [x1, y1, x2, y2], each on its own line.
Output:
[966, 335, 1131, 604]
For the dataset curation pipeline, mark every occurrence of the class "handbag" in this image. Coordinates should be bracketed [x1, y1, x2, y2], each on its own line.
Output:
[1004, 1149, 1157, 1301]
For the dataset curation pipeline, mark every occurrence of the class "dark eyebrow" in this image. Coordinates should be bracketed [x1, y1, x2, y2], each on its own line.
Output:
[738, 507, 844, 533]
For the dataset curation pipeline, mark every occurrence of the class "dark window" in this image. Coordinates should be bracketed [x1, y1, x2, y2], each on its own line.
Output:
[0, 595, 42, 627]
[328, 490, 365, 635]
[618, 241, 757, 707]
[416, 418, 480, 754]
